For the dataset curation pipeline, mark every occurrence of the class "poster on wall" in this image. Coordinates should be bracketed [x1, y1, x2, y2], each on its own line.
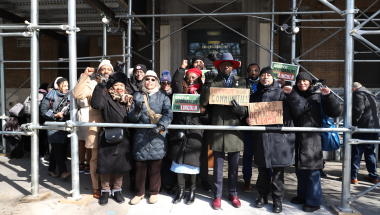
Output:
[271, 62, 300, 82]
[248, 101, 283, 125]
[209, 87, 250, 106]
[172, 94, 200, 113]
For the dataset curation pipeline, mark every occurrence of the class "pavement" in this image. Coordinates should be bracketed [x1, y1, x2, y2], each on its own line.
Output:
[0, 153, 379, 215]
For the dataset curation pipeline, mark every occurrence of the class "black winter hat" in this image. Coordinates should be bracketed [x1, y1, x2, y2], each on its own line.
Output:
[296, 72, 312, 83]
[192, 55, 205, 64]
[133, 64, 147, 74]
[109, 72, 128, 86]
[259, 66, 274, 77]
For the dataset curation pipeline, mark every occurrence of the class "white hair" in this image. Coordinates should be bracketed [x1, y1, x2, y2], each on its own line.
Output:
[140, 76, 161, 93]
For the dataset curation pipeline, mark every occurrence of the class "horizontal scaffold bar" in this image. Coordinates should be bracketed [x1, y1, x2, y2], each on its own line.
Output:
[296, 60, 380, 62]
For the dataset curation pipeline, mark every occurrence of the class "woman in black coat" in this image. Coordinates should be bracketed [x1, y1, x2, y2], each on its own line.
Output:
[168, 67, 210, 205]
[284, 72, 342, 213]
[91, 72, 133, 206]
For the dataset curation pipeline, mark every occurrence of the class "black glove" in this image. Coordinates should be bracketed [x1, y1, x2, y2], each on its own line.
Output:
[113, 60, 125, 73]
[207, 53, 218, 62]
[149, 124, 165, 136]
[231, 99, 246, 117]
[135, 101, 144, 114]
[98, 78, 108, 88]
[204, 72, 217, 87]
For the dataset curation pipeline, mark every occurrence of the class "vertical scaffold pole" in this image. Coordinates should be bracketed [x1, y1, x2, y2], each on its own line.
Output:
[270, 0, 275, 65]
[103, 19, 107, 57]
[0, 18, 6, 154]
[68, 0, 81, 200]
[122, 30, 126, 75]
[127, 0, 132, 73]
[152, 0, 155, 72]
[341, 0, 355, 211]
[291, 0, 296, 64]
[30, 0, 40, 196]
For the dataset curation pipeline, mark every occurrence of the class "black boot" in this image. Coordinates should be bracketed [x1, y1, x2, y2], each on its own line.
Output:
[112, 189, 125, 204]
[273, 199, 282, 213]
[186, 175, 196, 205]
[99, 190, 110, 206]
[255, 194, 268, 208]
[173, 185, 185, 204]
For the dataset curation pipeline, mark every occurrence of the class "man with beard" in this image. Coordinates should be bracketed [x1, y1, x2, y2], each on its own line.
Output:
[73, 60, 115, 199]
[246, 67, 295, 213]
[200, 53, 247, 210]
[126, 64, 147, 95]
[190, 55, 205, 70]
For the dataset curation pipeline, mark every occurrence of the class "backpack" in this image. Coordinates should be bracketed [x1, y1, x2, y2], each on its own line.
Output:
[319, 93, 340, 151]
[23, 92, 46, 116]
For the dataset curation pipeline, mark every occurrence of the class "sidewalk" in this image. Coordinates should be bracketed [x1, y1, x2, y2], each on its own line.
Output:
[0, 154, 379, 215]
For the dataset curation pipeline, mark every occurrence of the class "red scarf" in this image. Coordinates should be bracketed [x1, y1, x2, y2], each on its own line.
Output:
[188, 84, 200, 94]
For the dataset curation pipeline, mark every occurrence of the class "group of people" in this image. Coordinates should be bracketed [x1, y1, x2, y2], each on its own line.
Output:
[36, 52, 379, 213]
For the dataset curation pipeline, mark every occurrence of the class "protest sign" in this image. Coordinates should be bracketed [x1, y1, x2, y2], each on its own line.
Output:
[248, 101, 283, 125]
[209, 87, 250, 106]
[172, 94, 200, 113]
[271, 62, 300, 82]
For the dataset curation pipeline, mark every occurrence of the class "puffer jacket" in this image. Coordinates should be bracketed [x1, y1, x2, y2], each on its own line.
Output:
[128, 90, 173, 161]
[286, 84, 342, 169]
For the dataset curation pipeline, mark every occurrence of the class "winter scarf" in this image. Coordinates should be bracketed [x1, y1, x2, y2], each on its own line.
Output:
[45, 89, 70, 101]
[219, 70, 235, 88]
[108, 87, 133, 111]
[188, 84, 200, 94]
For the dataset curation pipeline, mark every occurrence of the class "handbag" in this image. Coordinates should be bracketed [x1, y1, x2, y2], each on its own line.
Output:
[169, 130, 186, 141]
[9, 103, 25, 117]
[104, 128, 123, 144]
[143, 93, 162, 124]
[319, 93, 340, 151]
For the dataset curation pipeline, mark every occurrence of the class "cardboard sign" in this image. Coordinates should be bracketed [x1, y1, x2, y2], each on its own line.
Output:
[209, 87, 250, 106]
[248, 101, 283, 125]
[172, 94, 200, 113]
[271, 62, 300, 82]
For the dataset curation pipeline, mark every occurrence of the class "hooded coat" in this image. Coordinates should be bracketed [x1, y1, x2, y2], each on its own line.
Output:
[167, 68, 210, 167]
[286, 83, 342, 169]
[249, 82, 295, 168]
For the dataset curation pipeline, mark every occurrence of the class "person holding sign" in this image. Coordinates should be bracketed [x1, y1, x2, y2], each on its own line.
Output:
[246, 67, 295, 213]
[167, 67, 210, 205]
[283, 73, 342, 212]
[200, 53, 247, 210]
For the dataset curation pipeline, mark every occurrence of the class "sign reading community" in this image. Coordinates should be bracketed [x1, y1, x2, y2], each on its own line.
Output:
[209, 87, 250, 106]
[271, 62, 300, 82]
[248, 101, 283, 125]
[172, 94, 200, 113]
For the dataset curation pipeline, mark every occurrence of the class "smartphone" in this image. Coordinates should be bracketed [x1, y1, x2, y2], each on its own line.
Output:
[46, 109, 53, 117]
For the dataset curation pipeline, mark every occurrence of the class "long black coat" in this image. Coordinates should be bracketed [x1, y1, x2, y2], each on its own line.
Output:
[167, 67, 209, 167]
[91, 83, 132, 175]
[250, 83, 295, 168]
[286, 85, 342, 170]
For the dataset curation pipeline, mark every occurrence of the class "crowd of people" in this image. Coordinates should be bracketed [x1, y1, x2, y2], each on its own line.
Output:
[6, 52, 380, 213]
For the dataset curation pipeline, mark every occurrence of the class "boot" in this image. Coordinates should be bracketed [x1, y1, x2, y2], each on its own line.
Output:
[99, 190, 110, 206]
[242, 178, 251, 192]
[173, 185, 185, 204]
[186, 185, 196, 205]
[273, 199, 282, 213]
[112, 189, 125, 204]
[255, 194, 268, 208]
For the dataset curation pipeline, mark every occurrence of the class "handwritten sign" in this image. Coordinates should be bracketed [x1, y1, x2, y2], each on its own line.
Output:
[172, 94, 200, 113]
[209, 87, 250, 106]
[271, 62, 299, 82]
[248, 101, 283, 125]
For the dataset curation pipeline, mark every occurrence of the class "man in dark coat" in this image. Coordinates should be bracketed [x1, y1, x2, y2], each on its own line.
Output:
[125, 64, 147, 95]
[200, 53, 247, 210]
[247, 67, 295, 213]
[351, 82, 380, 184]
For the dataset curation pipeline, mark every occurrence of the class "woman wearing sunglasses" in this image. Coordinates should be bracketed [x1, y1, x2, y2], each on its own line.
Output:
[128, 70, 173, 205]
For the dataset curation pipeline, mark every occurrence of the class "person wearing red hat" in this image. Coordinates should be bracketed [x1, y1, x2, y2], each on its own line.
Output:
[200, 53, 247, 210]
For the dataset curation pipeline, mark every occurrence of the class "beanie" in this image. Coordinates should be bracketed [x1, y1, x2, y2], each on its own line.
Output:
[98, 60, 114, 72]
[259, 66, 274, 77]
[133, 64, 147, 74]
[192, 55, 205, 64]
[160, 70, 172, 82]
[186, 68, 202, 78]
[296, 72, 312, 83]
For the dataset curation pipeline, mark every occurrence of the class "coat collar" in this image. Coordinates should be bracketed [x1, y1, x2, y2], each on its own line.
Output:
[214, 73, 239, 88]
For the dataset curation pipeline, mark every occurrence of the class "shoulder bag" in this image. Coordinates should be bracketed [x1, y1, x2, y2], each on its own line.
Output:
[319, 93, 340, 151]
[143, 93, 162, 124]
[104, 127, 123, 144]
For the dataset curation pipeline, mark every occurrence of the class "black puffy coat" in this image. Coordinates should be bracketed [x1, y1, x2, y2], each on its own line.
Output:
[91, 83, 132, 175]
[352, 86, 380, 129]
[167, 67, 209, 167]
[286, 85, 342, 170]
[250, 83, 295, 168]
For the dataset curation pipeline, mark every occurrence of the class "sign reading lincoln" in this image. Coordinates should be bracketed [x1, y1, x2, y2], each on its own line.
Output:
[172, 94, 200, 113]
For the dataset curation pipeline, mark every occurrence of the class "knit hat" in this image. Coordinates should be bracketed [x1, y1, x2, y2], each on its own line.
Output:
[133, 64, 147, 74]
[144, 70, 159, 79]
[98, 60, 114, 72]
[192, 55, 205, 65]
[259, 66, 274, 77]
[109, 72, 128, 86]
[160, 70, 172, 82]
[296, 72, 312, 83]
[186, 68, 202, 78]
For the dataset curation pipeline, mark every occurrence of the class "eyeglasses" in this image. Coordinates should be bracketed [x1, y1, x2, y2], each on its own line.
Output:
[145, 78, 156, 82]
[161, 81, 171, 85]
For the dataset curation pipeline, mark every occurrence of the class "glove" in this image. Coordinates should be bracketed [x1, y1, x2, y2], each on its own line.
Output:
[207, 53, 218, 62]
[98, 78, 108, 88]
[135, 101, 144, 114]
[231, 99, 246, 117]
[204, 72, 217, 87]
[113, 60, 125, 73]
[149, 124, 165, 136]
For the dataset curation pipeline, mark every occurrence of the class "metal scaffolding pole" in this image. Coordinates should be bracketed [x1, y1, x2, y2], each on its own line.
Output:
[103, 19, 107, 57]
[270, 0, 275, 65]
[126, 0, 132, 73]
[29, 0, 39, 197]
[152, 0, 155, 71]
[122, 30, 126, 74]
[291, 0, 296, 65]
[0, 18, 6, 154]
[68, 0, 81, 200]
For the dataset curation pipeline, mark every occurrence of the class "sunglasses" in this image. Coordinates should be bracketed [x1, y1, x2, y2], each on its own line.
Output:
[161, 81, 171, 85]
[145, 78, 156, 82]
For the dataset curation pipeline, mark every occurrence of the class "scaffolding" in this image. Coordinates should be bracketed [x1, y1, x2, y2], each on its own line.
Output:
[0, 0, 380, 213]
